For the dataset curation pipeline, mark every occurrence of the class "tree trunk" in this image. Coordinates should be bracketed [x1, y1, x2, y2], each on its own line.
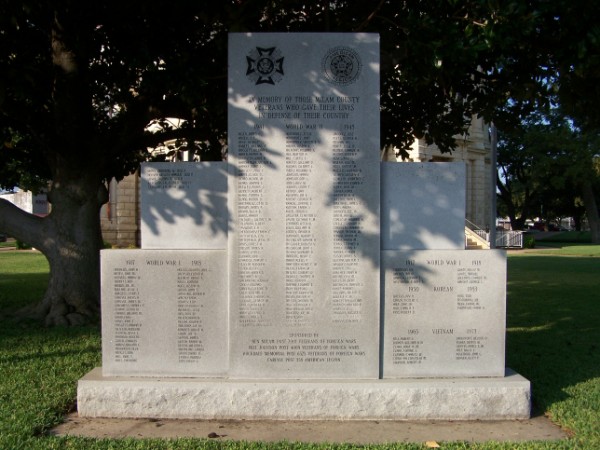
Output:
[0, 179, 107, 325]
[497, 176, 528, 231]
[511, 216, 527, 231]
[574, 215, 582, 231]
[582, 180, 600, 243]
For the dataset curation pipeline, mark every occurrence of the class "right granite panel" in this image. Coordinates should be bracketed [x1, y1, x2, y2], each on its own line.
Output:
[382, 249, 506, 378]
[381, 162, 466, 250]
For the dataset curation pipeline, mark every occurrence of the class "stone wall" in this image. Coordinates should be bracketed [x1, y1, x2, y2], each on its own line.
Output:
[100, 173, 140, 247]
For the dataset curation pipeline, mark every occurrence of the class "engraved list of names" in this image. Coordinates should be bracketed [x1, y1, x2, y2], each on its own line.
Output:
[382, 250, 507, 378]
[101, 250, 228, 377]
[228, 33, 380, 378]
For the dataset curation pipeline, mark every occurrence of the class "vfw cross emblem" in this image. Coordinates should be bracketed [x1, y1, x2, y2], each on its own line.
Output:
[246, 47, 284, 85]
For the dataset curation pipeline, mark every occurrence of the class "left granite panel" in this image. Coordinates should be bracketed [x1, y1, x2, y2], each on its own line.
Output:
[140, 162, 228, 250]
[101, 249, 228, 377]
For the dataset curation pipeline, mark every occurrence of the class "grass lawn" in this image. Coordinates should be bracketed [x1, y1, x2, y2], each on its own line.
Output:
[0, 249, 599, 449]
[506, 251, 600, 445]
[520, 243, 600, 257]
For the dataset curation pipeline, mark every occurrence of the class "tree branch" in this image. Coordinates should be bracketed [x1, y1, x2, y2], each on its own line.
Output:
[0, 198, 44, 246]
[354, 0, 387, 32]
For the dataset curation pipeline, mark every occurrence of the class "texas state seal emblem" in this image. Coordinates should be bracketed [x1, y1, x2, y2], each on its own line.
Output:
[322, 46, 362, 85]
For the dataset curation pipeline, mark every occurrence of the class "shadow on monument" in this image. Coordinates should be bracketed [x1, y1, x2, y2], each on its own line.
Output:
[141, 163, 230, 247]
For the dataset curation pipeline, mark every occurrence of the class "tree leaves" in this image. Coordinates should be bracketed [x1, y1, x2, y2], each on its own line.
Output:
[1, 0, 600, 187]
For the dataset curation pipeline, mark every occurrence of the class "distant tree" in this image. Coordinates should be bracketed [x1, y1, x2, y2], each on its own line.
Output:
[581, 155, 600, 241]
[2, 1, 600, 324]
[537, 182, 587, 231]
[497, 111, 600, 239]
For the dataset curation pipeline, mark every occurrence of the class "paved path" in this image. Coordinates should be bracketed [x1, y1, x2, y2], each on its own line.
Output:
[52, 413, 567, 444]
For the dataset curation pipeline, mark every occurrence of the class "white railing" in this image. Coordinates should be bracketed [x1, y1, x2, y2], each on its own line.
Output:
[474, 229, 489, 241]
[466, 220, 524, 248]
[495, 230, 524, 248]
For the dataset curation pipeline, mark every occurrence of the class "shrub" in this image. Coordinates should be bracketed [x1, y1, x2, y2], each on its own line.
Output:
[15, 240, 32, 250]
[523, 235, 536, 248]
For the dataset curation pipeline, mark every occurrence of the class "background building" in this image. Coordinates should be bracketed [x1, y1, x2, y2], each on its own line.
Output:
[100, 174, 140, 247]
[0, 189, 49, 216]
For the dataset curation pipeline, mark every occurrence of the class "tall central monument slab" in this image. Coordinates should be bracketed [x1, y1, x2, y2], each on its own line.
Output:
[228, 33, 380, 378]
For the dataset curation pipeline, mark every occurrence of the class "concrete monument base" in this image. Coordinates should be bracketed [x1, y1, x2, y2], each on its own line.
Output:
[77, 368, 530, 421]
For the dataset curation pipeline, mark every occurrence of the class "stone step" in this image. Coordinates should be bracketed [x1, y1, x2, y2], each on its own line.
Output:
[78, 367, 531, 421]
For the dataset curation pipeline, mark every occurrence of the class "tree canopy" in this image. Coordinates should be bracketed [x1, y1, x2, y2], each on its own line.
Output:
[1, 0, 600, 324]
[497, 111, 599, 233]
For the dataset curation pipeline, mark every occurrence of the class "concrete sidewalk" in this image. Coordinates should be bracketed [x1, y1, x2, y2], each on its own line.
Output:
[52, 412, 568, 444]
